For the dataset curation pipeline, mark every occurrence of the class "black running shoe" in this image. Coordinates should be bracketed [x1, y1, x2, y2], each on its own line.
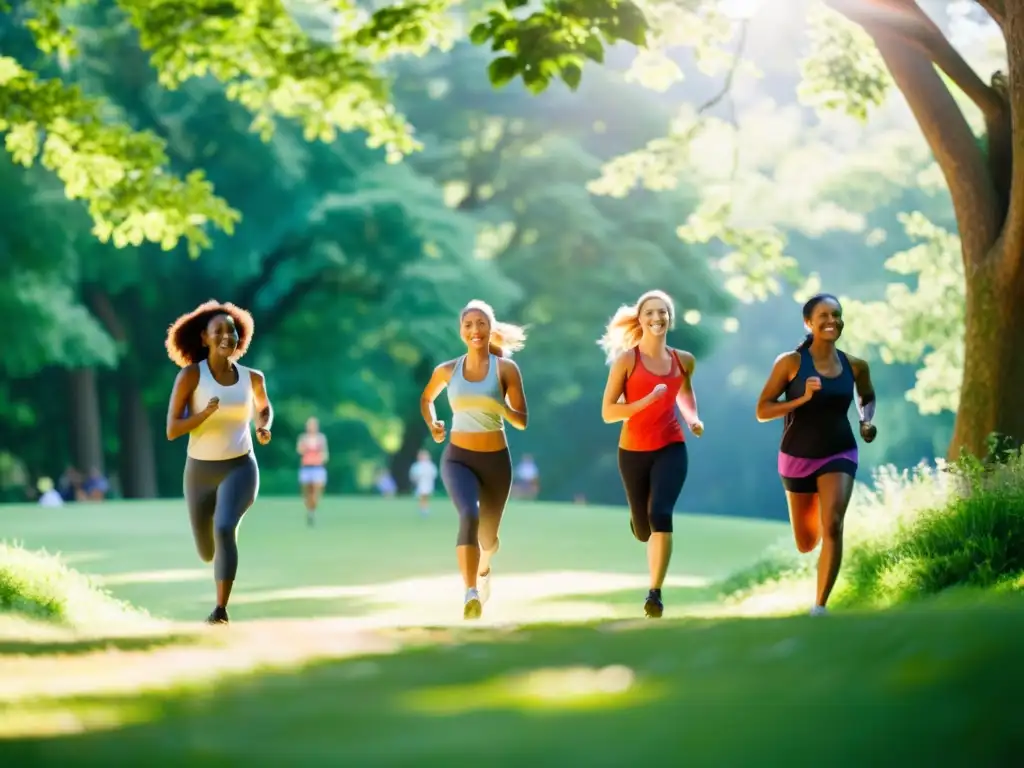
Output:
[643, 589, 663, 619]
[205, 606, 229, 625]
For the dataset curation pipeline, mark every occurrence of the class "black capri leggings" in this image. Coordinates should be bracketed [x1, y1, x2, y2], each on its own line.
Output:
[618, 441, 689, 542]
[183, 452, 260, 581]
[440, 444, 513, 548]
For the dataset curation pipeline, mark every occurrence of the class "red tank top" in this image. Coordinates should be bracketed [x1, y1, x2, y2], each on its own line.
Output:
[620, 348, 686, 452]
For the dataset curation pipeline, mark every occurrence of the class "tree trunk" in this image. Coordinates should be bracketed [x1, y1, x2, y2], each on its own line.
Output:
[118, 375, 158, 498]
[947, 241, 1024, 460]
[68, 368, 104, 473]
[389, 357, 435, 493]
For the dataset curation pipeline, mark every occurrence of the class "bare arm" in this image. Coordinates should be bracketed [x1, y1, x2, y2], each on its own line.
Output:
[420, 362, 454, 427]
[500, 359, 528, 430]
[674, 350, 701, 429]
[602, 352, 658, 424]
[166, 366, 213, 440]
[849, 355, 877, 425]
[250, 370, 273, 431]
[320, 435, 329, 462]
[755, 352, 807, 423]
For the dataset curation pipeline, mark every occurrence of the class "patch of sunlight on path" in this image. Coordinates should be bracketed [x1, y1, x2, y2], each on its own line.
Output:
[231, 569, 709, 612]
[1, 571, 710, 704]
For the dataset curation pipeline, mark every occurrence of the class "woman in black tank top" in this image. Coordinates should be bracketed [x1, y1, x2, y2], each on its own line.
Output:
[755, 293, 878, 616]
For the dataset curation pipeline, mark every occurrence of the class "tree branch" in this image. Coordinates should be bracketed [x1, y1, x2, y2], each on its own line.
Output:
[986, 71, 1012, 222]
[975, 0, 1005, 28]
[862, 24, 1002, 262]
[829, 0, 1006, 120]
[695, 19, 749, 118]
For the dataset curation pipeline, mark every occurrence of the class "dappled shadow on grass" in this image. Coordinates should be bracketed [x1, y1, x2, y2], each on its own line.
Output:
[227, 596, 392, 622]
[0, 632, 203, 658]
[4, 598, 1024, 766]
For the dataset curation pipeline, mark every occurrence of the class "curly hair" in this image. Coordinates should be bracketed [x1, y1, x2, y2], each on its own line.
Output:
[165, 299, 255, 368]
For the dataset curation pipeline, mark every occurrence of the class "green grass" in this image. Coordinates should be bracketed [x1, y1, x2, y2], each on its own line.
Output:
[0, 497, 785, 623]
[0, 541, 147, 626]
[720, 455, 1024, 612]
[1, 492, 1022, 764]
[1, 598, 1023, 765]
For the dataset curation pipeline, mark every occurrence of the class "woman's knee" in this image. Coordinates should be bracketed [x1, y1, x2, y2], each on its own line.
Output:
[649, 507, 674, 535]
[457, 514, 480, 547]
[793, 529, 819, 553]
[631, 514, 652, 542]
[214, 519, 239, 540]
[195, 541, 215, 563]
[821, 512, 844, 542]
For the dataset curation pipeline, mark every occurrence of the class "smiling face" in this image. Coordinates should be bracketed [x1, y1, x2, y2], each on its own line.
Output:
[202, 313, 239, 359]
[460, 309, 491, 351]
[639, 297, 672, 339]
[806, 296, 844, 342]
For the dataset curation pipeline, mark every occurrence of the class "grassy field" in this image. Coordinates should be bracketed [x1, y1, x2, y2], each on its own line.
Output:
[0, 494, 1021, 765]
[0, 496, 784, 622]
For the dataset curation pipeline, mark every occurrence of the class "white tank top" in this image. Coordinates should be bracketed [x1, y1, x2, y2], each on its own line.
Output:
[187, 359, 255, 461]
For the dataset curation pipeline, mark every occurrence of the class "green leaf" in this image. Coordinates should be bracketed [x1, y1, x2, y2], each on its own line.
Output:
[522, 66, 549, 94]
[581, 34, 605, 64]
[504, 0, 530, 9]
[469, 22, 491, 46]
[613, 3, 649, 47]
[562, 62, 583, 91]
[488, 56, 519, 88]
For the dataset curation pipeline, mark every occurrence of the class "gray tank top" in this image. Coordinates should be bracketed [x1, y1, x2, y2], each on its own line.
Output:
[446, 354, 505, 433]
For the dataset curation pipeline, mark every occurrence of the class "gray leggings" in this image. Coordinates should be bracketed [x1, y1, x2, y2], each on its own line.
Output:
[440, 444, 512, 548]
[183, 452, 259, 581]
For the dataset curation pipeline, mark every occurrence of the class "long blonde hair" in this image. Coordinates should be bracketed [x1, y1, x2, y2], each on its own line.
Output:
[460, 299, 527, 359]
[597, 290, 676, 364]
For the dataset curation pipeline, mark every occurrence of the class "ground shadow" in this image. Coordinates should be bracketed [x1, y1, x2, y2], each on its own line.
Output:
[2, 602, 1023, 766]
[0, 633, 203, 657]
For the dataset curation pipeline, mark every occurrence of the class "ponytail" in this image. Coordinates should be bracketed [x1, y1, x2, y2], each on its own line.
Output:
[489, 320, 527, 359]
[796, 333, 813, 351]
[597, 304, 643, 364]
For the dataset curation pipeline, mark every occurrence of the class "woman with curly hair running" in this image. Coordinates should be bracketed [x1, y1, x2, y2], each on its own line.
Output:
[164, 299, 274, 625]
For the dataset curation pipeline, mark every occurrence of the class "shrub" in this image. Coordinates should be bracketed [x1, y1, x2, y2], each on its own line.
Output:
[719, 450, 1024, 610]
[0, 540, 148, 626]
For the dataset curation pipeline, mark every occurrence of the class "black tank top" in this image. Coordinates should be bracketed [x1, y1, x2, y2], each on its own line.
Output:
[780, 347, 857, 458]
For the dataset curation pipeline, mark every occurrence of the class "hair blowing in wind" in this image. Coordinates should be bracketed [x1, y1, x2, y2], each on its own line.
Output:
[597, 290, 676, 364]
